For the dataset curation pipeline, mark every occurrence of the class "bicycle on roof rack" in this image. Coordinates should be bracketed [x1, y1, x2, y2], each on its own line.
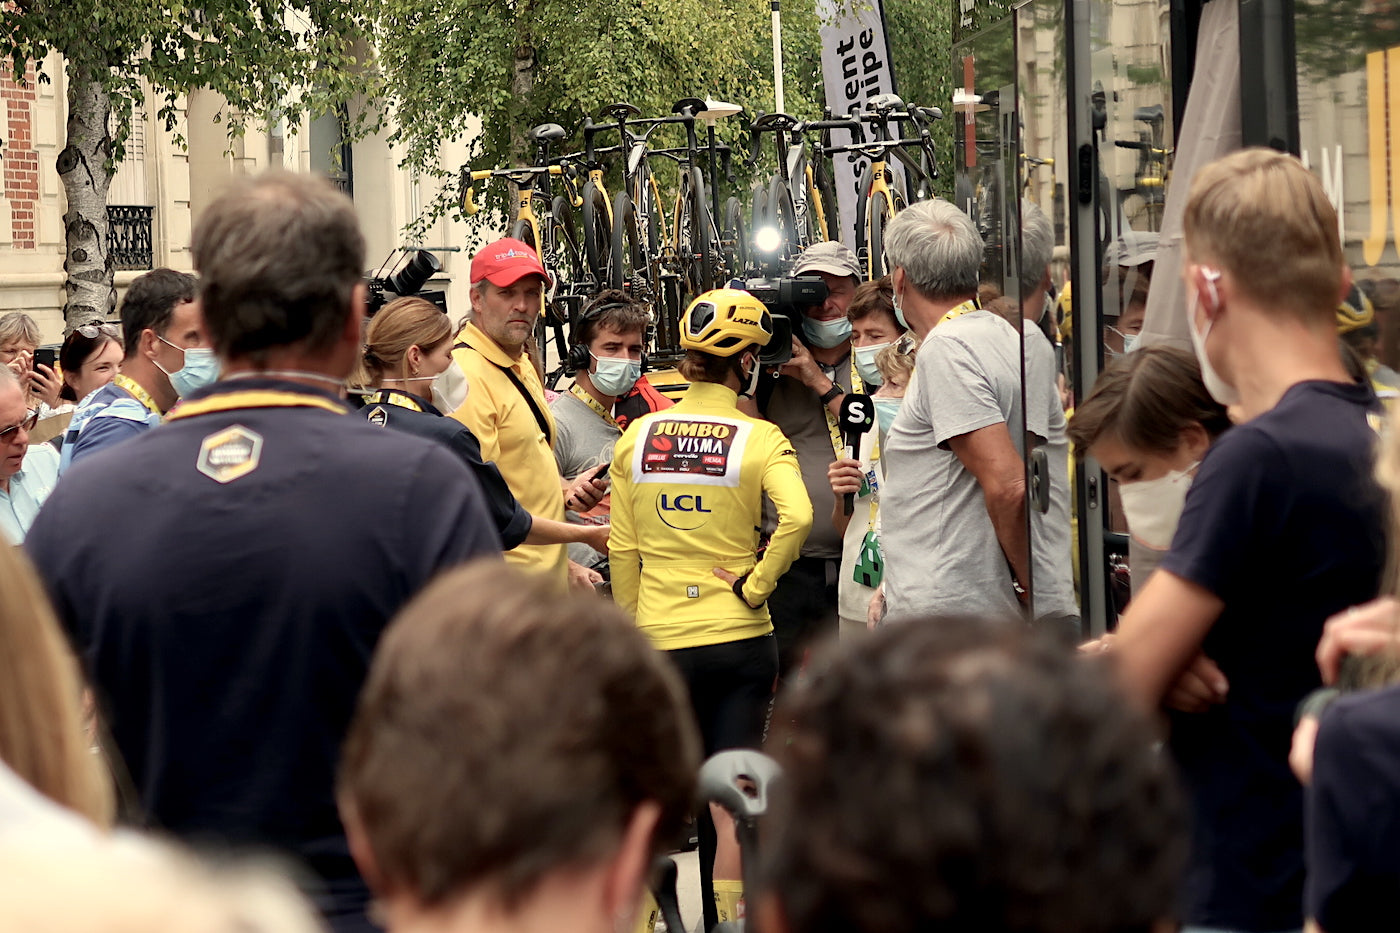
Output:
[822, 94, 944, 279]
[747, 107, 863, 266]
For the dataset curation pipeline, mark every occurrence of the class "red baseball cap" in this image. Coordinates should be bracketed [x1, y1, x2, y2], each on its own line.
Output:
[470, 237, 552, 288]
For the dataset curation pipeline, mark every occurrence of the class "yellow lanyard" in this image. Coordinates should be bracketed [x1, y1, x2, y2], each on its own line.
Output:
[936, 298, 980, 328]
[113, 374, 160, 418]
[569, 383, 620, 430]
[369, 389, 429, 413]
[166, 389, 347, 422]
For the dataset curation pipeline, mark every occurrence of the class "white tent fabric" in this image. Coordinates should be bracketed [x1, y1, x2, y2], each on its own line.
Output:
[1139, 0, 1243, 352]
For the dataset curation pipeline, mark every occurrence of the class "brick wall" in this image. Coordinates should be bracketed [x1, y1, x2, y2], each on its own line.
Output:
[2, 62, 38, 249]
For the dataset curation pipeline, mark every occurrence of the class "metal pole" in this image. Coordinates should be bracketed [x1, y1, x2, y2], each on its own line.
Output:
[772, 0, 784, 113]
[708, 122, 722, 233]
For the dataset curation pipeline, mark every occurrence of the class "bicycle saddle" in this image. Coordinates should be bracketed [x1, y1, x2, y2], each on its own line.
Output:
[866, 93, 906, 113]
[1134, 104, 1165, 126]
[597, 102, 641, 120]
[529, 123, 567, 142]
[752, 112, 799, 131]
[671, 97, 707, 116]
[917, 105, 944, 122]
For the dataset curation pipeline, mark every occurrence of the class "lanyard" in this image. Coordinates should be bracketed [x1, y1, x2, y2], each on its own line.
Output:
[165, 389, 347, 422]
[368, 389, 434, 414]
[936, 298, 979, 329]
[113, 374, 160, 417]
[569, 383, 620, 430]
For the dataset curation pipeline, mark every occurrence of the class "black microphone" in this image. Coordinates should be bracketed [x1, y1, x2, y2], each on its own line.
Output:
[838, 393, 875, 516]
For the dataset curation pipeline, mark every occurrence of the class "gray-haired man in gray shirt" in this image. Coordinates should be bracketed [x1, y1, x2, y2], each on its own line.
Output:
[877, 199, 1076, 628]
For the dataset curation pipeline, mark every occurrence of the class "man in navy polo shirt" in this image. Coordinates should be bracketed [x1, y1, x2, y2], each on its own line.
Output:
[26, 171, 500, 933]
[1107, 148, 1386, 933]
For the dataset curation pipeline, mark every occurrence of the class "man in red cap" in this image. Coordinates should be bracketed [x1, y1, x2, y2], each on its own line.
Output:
[447, 237, 608, 587]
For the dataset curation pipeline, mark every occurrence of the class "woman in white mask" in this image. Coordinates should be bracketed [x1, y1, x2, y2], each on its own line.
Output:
[826, 282, 915, 638]
[1067, 346, 1232, 571]
[356, 297, 607, 554]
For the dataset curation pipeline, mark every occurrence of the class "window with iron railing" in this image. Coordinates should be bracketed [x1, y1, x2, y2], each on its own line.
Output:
[107, 205, 153, 271]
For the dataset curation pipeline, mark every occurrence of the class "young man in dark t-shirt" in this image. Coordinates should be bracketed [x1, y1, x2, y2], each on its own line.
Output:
[1108, 149, 1386, 932]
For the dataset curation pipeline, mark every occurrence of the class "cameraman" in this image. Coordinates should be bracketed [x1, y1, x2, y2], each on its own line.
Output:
[755, 241, 861, 679]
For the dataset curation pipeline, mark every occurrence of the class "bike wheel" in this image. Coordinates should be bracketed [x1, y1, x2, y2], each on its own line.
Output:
[678, 167, 714, 294]
[541, 204, 582, 384]
[636, 172, 662, 261]
[581, 182, 612, 286]
[813, 161, 840, 242]
[868, 189, 892, 280]
[610, 191, 642, 291]
[723, 197, 748, 279]
[768, 174, 798, 259]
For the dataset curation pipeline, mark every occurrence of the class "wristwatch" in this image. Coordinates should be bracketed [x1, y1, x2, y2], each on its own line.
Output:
[819, 382, 844, 405]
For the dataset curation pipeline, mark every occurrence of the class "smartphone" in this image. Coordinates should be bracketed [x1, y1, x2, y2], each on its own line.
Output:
[33, 346, 58, 370]
[594, 461, 611, 481]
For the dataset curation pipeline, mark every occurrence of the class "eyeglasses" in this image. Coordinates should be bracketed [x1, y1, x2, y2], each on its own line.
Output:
[0, 410, 38, 442]
[75, 323, 120, 339]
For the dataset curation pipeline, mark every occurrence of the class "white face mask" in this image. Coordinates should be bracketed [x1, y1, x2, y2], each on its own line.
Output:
[1117, 463, 1198, 551]
[1187, 268, 1239, 405]
[431, 363, 469, 413]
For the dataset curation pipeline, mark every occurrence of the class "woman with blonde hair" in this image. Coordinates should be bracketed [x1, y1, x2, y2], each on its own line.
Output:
[0, 544, 113, 826]
[357, 297, 606, 559]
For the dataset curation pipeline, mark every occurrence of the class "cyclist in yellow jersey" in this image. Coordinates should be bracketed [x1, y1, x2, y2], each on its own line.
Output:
[610, 288, 812, 930]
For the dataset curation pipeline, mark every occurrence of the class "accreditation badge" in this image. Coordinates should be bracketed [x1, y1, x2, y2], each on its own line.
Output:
[196, 425, 264, 484]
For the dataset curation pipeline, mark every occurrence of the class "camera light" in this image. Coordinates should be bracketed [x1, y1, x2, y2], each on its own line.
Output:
[754, 226, 783, 254]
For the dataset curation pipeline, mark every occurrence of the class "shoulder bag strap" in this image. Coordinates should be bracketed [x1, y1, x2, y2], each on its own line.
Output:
[455, 341, 553, 445]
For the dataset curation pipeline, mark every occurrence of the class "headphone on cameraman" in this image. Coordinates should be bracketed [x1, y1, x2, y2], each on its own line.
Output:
[569, 301, 648, 373]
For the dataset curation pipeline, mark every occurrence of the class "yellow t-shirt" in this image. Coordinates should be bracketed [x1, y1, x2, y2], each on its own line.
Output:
[448, 322, 567, 581]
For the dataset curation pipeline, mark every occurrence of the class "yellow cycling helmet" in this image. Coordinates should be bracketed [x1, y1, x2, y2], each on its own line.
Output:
[1338, 284, 1376, 335]
[680, 288, 774, 356]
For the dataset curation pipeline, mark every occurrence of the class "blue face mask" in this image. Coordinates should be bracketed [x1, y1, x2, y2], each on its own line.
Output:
[590, 354, 641, 397]
[892, 289, 911, 331]
[157, 337, 220, 397]
[853, 342, 892, 387]
[802, 315, 852, 349]
[874, 397, 903, 440]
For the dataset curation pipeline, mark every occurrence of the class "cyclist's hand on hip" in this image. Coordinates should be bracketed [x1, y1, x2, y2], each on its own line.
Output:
[828, 457, 864, 497]
[713, 568, 761, 609]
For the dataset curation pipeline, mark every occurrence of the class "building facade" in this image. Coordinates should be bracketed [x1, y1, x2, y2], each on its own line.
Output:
[1, 54, 486, 344]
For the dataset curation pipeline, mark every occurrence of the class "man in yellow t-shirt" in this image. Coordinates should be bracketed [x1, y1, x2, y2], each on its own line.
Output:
[447, 238, 607, 586]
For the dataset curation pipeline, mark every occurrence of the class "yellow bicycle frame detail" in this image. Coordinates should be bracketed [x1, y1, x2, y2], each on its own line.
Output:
[865, 157, 898, 280]
[805, 163, 830, 242]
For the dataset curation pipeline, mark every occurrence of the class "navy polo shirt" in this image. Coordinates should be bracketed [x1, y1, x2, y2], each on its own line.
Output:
[1306, 684, 1400, 932]
[1160, 380, 1386, 931]
[360, 389, 533, 549]
[25, 378, 501, 929]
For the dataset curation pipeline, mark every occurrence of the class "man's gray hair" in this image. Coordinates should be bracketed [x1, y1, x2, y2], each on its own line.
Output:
[883, 200, 984, 302]
[1019, 200, 1054, 297]
[0, 362, 19, 392]
[0, 312, 41, 348]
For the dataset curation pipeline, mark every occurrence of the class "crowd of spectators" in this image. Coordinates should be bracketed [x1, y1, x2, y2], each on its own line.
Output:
[3, 145, 1400, 933]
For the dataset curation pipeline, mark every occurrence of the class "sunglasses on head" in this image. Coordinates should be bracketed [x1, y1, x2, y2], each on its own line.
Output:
[75, 323, 120, 340]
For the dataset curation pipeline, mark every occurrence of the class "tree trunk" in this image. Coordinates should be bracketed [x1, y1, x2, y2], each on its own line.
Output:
[511, 37, 536, 164]
[58, 62, 115, 329]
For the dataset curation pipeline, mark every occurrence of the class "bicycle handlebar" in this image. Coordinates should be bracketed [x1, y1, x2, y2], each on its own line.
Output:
[458, 165, 563, 216]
